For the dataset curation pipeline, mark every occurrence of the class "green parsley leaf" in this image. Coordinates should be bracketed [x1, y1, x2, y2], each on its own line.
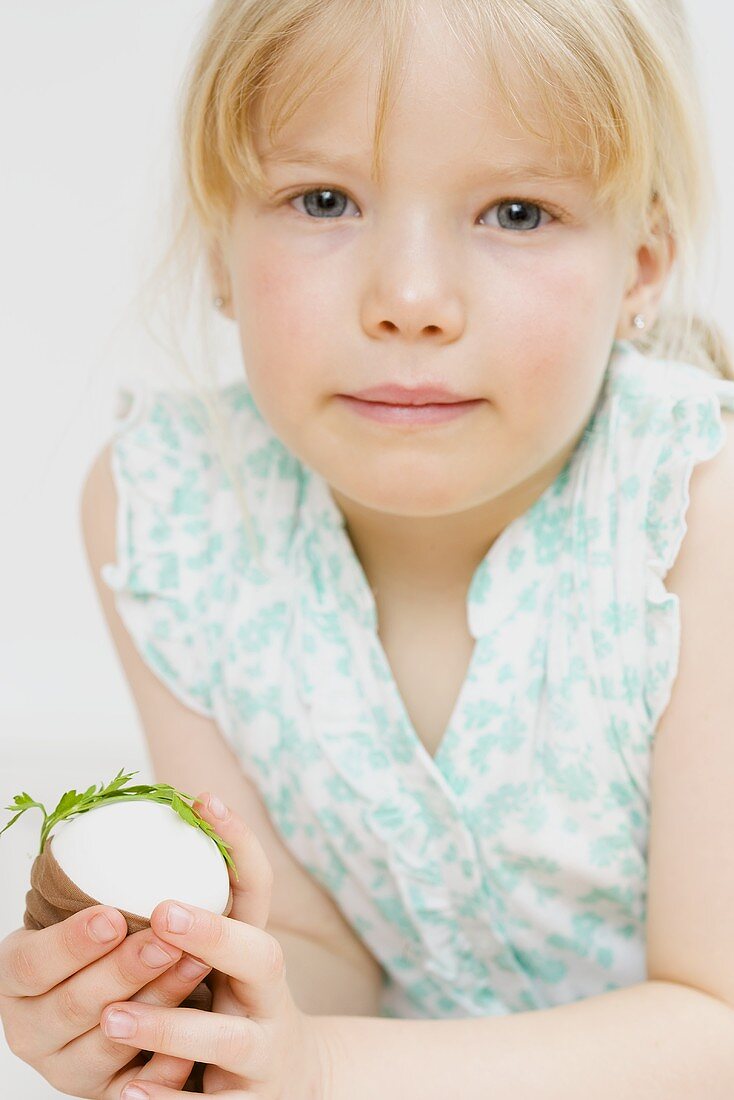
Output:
[0, 768, 238, 881]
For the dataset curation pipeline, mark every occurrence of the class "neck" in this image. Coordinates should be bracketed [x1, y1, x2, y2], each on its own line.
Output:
[327, 434, 577, 603]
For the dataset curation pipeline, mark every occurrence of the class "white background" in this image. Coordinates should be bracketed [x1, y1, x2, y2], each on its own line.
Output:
[1, 2, 732, 1095]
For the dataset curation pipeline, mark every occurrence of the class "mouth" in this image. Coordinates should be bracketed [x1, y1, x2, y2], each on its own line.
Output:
[346, 384, 474, 405]
[336, 394, 483, 425]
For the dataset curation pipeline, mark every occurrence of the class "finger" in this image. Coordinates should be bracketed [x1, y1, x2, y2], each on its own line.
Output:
[129, 952, 213, 1009]
[0, 905, 127, 998]
[10, 928, 184, 1059]
[120, 1085, 254, 1100]
[192, 792, 273, 929]
[100, 1001, 266, 1079]
[114, 1052, 197, 1098]
[38, 950, 211, 1095]
[149, 900, 287, 1018]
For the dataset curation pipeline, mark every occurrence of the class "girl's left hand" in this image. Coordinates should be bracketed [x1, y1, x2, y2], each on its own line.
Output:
[100, 794, 329, 1099]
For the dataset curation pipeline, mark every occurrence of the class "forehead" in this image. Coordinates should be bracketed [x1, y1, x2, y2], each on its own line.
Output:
[253, 9, 586, 185]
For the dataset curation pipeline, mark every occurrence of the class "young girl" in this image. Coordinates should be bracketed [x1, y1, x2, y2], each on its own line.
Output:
[3, 0, 734, 1096]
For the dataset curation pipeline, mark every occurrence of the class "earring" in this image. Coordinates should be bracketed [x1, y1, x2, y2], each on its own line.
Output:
[632, 313, 646, 330]
[213, 295, 227, 311]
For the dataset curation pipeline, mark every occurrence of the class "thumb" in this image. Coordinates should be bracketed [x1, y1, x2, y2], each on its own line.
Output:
[191, 792, 273, 930]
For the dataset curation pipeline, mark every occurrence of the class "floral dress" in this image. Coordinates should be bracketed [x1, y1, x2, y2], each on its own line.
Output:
[101, 339, 734, 1019]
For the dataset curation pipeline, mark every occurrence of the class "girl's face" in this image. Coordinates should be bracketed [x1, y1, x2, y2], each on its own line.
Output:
[216, 14, 664, 525]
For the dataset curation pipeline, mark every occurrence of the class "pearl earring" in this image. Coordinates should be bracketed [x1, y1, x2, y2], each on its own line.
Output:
[632, 314, 646, 330]
[213, 296, 226, 310]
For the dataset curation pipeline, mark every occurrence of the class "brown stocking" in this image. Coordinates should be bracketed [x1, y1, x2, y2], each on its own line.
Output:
[23, 838, 233, 1092]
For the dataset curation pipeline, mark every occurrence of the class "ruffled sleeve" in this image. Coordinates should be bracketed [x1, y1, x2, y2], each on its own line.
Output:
[100, 383, 223, 718]
[642, 368, 734, 733]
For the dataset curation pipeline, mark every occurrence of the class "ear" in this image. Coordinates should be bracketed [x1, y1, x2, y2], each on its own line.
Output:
[615, 195, 676, 340]
[207, 239, 235, 321]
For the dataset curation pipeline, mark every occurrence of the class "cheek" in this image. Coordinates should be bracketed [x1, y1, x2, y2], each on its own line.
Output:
[242, 241, 348, 353]
[247, 254, 306, 346]
[514, 243, 618, 344]
[232, 245, 350, 446]
[487, 246, 618, 451]
[235, 256, 309, 396]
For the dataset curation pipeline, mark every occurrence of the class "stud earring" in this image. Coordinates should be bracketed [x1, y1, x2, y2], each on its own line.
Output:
[213, 296, 227, 310]
[632, 313, 646, 330]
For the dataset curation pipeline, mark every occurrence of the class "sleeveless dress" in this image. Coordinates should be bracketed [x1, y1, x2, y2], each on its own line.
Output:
[100, 339, 734, 1019]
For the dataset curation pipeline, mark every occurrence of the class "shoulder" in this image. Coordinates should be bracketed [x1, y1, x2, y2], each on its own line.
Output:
[645, 405, 734, 1006]
[651, 366, 734, 589]
[80, 378, 287, 559]
[660, 404, 734, 659]
[600, 346, 734, 722]
[599, 344, 734, 529]
[666, 405, 734, 574]
[79, 382, 251, 717]
[80, 376, 304, 671]
[79, 384, 223, 584]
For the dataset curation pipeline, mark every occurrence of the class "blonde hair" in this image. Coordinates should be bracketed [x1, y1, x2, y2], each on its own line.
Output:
[130, 0, 733, 567]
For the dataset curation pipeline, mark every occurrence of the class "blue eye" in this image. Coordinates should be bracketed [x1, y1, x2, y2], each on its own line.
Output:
[484, 200, 552, 231]
[283, 187, 557, 230]
[289, 188, 359, 219]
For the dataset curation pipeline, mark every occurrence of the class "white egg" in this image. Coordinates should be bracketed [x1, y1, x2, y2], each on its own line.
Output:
[49, 799, 231, 919]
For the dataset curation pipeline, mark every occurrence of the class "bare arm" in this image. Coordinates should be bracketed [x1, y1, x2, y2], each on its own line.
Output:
[80, 442, 384, 1018]
[272, 929, 383, 1016]
[317, 981, 734, 1099]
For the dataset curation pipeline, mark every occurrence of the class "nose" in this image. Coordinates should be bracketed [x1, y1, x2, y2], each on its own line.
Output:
[360, 227, 466, 344]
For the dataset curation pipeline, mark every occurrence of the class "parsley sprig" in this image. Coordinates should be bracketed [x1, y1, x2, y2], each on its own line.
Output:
[0, 768, 238, 881]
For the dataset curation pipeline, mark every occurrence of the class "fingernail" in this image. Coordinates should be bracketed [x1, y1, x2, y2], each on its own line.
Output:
[88, 913, 119, 943]
[104, 1009, 137, 1038]
[141, 941, 178, 967]
[166, 903, 194, 933]
[178, 954, 210, 980]
[208, 793, 228, 820]
[121, 1086, 149, 1100]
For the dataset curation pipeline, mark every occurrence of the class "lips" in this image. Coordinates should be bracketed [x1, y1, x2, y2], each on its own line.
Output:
[348, 384, 471, 405]
[337, 394, 481, 425]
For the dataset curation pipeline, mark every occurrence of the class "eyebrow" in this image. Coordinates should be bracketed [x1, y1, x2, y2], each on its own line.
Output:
[260, 147, 579, 183]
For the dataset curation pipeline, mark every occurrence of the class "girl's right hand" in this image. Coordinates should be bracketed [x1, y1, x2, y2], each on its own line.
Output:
[0, 903, 213, 1098]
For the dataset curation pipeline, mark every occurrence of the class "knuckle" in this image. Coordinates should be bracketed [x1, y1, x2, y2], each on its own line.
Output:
[54, 978, 90, 1031]
[220, 1017, 249, 1066]
[59, 914, 89, 966]
[209, 918, 229, 955]
[10, 942, 41, 995]
[112, 935, 151, 987]
[158, 1010, 184, 1053]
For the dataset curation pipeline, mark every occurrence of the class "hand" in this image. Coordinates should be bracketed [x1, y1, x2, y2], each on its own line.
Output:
[0, 900, 215, 1098]
[101, 794, 329, 1099]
